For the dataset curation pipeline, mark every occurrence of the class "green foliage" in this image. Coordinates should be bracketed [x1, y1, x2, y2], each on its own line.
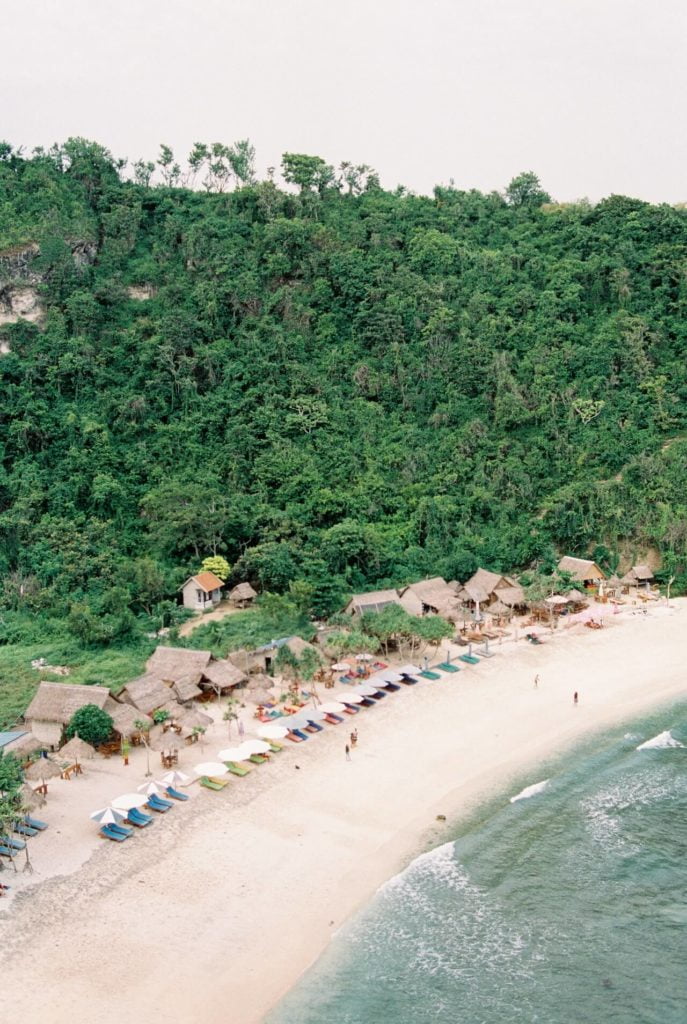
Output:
[0, 750, 22, 796]
[200, 555, 231, 582]
[65, 703, 114, 746]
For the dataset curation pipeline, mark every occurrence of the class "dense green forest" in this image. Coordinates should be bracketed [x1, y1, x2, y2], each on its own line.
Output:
[1, 139, 686, 723]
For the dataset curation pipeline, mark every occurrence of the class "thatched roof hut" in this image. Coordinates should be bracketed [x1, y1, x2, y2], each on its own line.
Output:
[24, 682, 110, 747]
[344, 589, 402, 616]
[621, 564, 654, 586]
[24, 757, 63, 782]
[202, 660, 248, 693]
[459, 569, 525, 609]
[172, 677, 203, 703]
[146, 646, 211, 686]
[399, 577, 458, 617]
[18, 781, 46, 810]
[557, 556, 606, 586]
[104, 698, 153, 739]
[58, 736, 95, 762]
[229, 582, 258, 607]
[118, 673, 171, 716]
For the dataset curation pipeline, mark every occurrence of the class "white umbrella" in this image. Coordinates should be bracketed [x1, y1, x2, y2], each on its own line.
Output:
[239, 740, 271, 755]
[217, 747, 251, 762]
[111, 793, 148, 811]
[257, 724, 289, 740]
[355, 653, 374, 661]
[382, 671, 404, 682]
[336, 692, 364, 704]
[331, 662, 350, 672]
[353, 684, 380, 697]
[90, 806, 127, 826]
[137, 781, 162, 797]
[300, 707, 328, 722]
[193, 762, 228, 778]
[320, 701, 347, 714]
[160, 770, 190, 787]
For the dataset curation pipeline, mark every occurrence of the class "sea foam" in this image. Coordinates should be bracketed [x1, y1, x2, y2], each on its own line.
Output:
[510, 779, 550, 803]
[636, 730, 684, 750]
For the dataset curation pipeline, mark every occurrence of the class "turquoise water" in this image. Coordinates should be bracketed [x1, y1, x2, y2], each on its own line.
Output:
[268, 702, 687, 1024]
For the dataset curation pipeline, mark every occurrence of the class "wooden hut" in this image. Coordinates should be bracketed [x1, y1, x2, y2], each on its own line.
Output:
[228, 582, 258, 608]
[344, 589, 402, 617]
[104, 698, 153, 740]
[398, 577, 459, 618]
[458, 569, 526, 615]
[621, 565, 654, 591]
[557, 556, 606, 589]
[180, 571, 224, 611]
[117, 674, 172, 716]
[24, 682, 110, 749]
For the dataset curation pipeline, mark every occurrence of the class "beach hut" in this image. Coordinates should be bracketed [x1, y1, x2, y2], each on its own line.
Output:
[201, 659, 248, 697]
[58, 736, 95, 763]
[343, 589, 402, 617]
[180, 571, 224, 611]
[398, 578, 459, 618]
[621, 565, 655, 591]
[228, 582, 258, 608]
[146, 646, 211, 686]
[103, 699, 153, 741]
[557, 556, 606, 589]
[24, 682, 110, 749]
[117, 673, 172, 716]
[458, 569, 526, 617]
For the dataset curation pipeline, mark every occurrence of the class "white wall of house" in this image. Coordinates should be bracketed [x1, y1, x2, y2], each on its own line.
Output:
[181, 580, 221, 610]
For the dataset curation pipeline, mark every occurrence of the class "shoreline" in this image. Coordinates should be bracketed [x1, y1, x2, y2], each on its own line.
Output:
[1, 602, 686, 1024]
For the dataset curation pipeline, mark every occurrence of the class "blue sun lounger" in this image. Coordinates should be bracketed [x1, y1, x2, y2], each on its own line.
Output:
[400, 674, 418, 684]
[323, 713, 344, 724]
[14, 822, 39, 837]
[458, 653, 480, 665]
[166, 786, 189, 801]
[306, 720, 324, 732]
[127, 807, 153, 827]
[24, 816, 48, 831]
[3, 836, 26, 851]
[382, 681, 401, 692]
[108, 822, 134, 838]
[0, 844, 16, 859]
[147, 793, 173, 812]
[291, 728, 309, 740]
[100, 825, 129, 842]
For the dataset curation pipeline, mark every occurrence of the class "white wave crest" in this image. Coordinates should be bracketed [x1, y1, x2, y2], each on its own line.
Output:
[636, 730, 684, 750]
[510, 779, 550, 803]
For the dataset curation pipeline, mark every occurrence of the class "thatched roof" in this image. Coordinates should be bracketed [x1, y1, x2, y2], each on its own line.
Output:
[19, 781, 46, 810]
[245, 687, 276, 705]
[447, 580, 460, 593]
[494, 584, 525, 607]
[173, 678, 203, 702]
[345, 589, 401, 615]
[557, 556, 605, 582]
[24, 757, 63, 781]
[182, 571, 225, 593]
[25, 682, 110, 725]
[246, 672, 276, 692]
[229, 582, 257, 601]
[3, 731, 44, 758]
[629, 564, 654, 582]
[104, 698, 153, 738]
[566, 589, 585, 602]
[202, 660, 248, 691]
[149, 725, 183, 751]
[400, 577, 458, 613]
[58, 736, 95, 761]
[119, 674, 171, 715]
[487, 600, 510, 615]
[176, 708, 213, 731]
[283, 636, 321, 661]
[146, 645, 211, 685]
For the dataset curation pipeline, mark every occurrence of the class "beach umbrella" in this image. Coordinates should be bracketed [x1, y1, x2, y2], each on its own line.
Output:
[150, 727, 182, 752]
[337, 692, 364, 704]
[257, 724, 289, 740]
[193, 762, 228, 778]
[59, 737, 95, 762]
[24, 758, 62, 783]
[331, 662, 350, 672]
[137, 781, 162, 797]
[297, 707, 328, 722]
[238, 740, 271, 755]
[17, 782, 45, 811]
[90, 806, 127, 826]
[352, 684, 380, 697]
[160, 770, 191, 788]
[111, 793, 148, 812]
[217, 747, 251, 762]
[319, 701, 347, 714]
[382, 671, 404, 683]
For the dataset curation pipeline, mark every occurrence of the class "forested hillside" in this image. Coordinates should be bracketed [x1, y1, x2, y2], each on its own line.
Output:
[2, 139, 687, 645]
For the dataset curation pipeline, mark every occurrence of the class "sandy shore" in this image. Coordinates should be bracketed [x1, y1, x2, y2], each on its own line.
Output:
[1, 600, 686, 1024]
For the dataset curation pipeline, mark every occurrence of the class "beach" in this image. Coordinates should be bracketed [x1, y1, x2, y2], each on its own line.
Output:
[1, 601, 686, 1024]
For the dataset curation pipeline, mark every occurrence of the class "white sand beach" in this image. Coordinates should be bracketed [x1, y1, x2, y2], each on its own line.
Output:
[1, 601, 686, 1024]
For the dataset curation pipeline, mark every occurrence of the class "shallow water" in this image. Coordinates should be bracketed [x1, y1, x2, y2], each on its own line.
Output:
[268, 702, 687, 1024]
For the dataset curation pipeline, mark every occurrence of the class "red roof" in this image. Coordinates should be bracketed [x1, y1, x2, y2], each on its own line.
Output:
[188, 571, 225, 592]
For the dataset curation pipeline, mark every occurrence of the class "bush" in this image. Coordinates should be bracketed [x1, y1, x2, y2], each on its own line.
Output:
[65, 704, 114, 746]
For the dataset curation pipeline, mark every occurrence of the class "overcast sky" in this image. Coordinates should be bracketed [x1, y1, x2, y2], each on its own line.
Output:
[4, 0, 686, 202]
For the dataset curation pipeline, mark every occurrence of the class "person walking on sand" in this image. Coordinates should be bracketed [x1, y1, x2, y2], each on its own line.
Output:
[238, 719, 245, 739]
[574, 691, 579, 705]
[353, 727, 358, 745]
[345, 744, 351, 761]
[350, 731, 357, 748]
[534, 674, 539, 689]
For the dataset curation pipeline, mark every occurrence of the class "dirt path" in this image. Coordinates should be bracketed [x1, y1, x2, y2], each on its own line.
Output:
[178, 601, 241, 637]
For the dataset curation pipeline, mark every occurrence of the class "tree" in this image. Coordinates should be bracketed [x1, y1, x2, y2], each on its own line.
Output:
[228, 139, 256, 187]
[223, 696, 241, 736]
[201, 555, 231, 582]
[0, 751, 22, 797]
[281, 153, 335, 193]
[505, 171, 550, 207]
[66, 705, 114, 747]
[134, 718, 153, 776]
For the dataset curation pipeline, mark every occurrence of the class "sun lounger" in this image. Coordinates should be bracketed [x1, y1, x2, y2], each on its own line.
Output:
[166, 786, 189, 801]
[225, 761, 251, 777]
[458, 654, 480, 665]
[381, 681, 401, 692]
[302, 723, 319, 733]
[323, 713, 344, 724]
[356, 696, 376, 706]
[13, 823, 39, 837]
[400, 675, 418, 684]
[291, 728, 309, 741]
[127, 807, 153, 826]
[305, 720, 324, 732]
[286, 731, 304, 742]
[3, 836, 26, 851]
[100, 825, 129, 842]
[341, 704, 359, 713]
[267, 742, 284, 752]
[147, 794, 173, 812]
[0, 844, 17, 859]
[248, 754, 269, 765]
[24, 816, 48, 831]
[109, 822, 134, 837]
[368, 689, 386, 698]
[419, 670, 441, 680]
[200, 776, 228, 791]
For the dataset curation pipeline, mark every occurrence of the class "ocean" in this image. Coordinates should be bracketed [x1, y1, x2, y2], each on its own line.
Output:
[267, 701, 687, 1024]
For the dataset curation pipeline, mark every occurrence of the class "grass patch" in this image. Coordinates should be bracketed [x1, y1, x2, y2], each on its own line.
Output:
[184, 606, 314, 658]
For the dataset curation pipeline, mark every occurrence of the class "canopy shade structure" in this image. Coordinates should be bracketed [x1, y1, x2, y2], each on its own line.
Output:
[90, 806, 127, 826]
[24, 758, 62, 782]
[257, 724, 289, 740]
[352, 684, 381, 697]
[217, 747, 251, 762]
[111, 793, 149, 811]
[319, 702, 347, 714]
[58, 736, 95, 761]
[160, 770, 191, 787]
[193, 762, 228, 778]
[137, 781, 163, 797]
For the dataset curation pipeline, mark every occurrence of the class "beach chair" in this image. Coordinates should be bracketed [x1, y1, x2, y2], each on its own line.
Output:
[382, 681, 401, 692]
[2, 836, 26, 851]
[285, 731, 304, 742]
[165, 786, 189, 801]
[13, 822, 39, 838]
[267, 742, 284, 753]
[225, 761, 251, 777]
[438, 662, 461, 672]
[248, 754, 268, 765]
[200, 776, 228, 791]
[305, 719, 324, 731]
[24, 816, 48, 831]
[458, 654, 480, 665]
[290, 728, 309, 741]
[147, 793, 173, 813]
[100, 825, 129, 842]
[0, 844, 17, 859]
[322, 713, 342, 725]
[400, 674, 418, 684]
[368, 689, 386, 699]
[109, 822, 134, 837]
[419, 670, 441, 680]
[127, 807, 153, 826]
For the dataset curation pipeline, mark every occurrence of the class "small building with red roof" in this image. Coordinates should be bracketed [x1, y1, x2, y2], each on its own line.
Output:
[180, 570, 225, 611]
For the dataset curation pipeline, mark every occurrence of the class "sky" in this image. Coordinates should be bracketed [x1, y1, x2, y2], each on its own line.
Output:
[3, 0, 686, 203]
